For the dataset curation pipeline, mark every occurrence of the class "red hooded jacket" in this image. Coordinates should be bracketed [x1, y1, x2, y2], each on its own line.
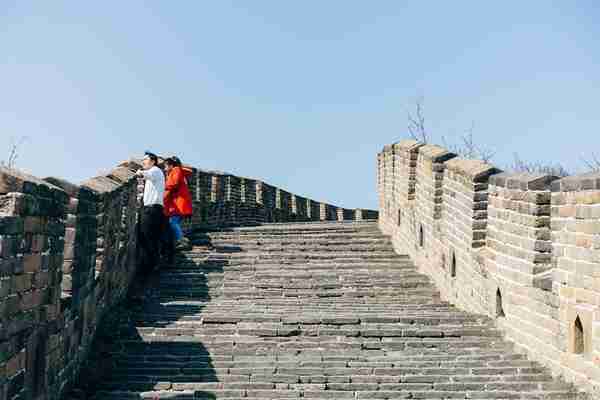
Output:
[164, 166, 193, 217]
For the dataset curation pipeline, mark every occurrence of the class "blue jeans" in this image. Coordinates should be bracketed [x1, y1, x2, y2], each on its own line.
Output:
[169, 215, 184, 241]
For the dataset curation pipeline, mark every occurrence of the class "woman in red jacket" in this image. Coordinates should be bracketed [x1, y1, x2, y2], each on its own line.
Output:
[163, 156, 193, 250]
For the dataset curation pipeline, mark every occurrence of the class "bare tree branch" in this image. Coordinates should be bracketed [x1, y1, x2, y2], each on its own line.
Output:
[1, 136, 28, 169]
[404, 96, 572, 174]
[582, 152, 600, 172]
[441, 122, 496, 163]
[511, 153, 570, 177]
[407, 96, 428, 143]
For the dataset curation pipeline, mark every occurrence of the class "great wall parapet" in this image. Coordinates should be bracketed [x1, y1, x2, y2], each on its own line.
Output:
[378, 141, 600, 396]
[0, 161, 377, 400]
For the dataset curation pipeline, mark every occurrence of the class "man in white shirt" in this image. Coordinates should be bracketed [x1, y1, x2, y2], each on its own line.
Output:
[136, 151, 166, 273]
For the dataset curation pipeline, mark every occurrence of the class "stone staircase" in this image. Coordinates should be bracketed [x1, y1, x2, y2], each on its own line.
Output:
[76, 221, 586, 399]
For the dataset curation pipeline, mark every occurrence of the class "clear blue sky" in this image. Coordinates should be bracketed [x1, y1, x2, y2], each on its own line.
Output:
[1, 1, 599, 209]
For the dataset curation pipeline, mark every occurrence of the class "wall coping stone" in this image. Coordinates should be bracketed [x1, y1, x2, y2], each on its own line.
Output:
[445, 158, 501, 182]
[489, 172, 560, 191]
[551, 171, 600, 192]
[43, 177, 80, 197]
[0, 166, 65, 198]
[418, 144, 457, 163]
[45, 177, 98, 203]
[81, 175, 123, 194]
[392, 139, 423, 152]
[107, 167, 136, 184]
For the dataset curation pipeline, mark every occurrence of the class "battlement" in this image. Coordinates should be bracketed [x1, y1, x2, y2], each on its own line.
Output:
[0, 160, 376, 400]
[378, 141, 600, 395]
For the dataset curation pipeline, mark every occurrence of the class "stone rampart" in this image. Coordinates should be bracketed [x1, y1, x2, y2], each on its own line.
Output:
[0, 160, 377, 400]
[378, 141, 600, 395]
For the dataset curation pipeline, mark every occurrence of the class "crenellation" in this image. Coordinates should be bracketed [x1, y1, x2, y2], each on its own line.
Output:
[309, 199, 321, 221]
[324, 203, 338, 221]
[294, 195, 309, 221]
[226, 175, 242, 203]
[378, 140, 600, 397]
[276, 189, 292, 222]
[1, 153, 377, 400]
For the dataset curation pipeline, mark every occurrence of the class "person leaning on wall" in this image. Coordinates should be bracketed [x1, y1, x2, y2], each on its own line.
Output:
[136, 151, 166, 273]
[163, 156, 193, 251]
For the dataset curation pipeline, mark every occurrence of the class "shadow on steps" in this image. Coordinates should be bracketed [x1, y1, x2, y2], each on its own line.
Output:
[62, 247, 227, 400]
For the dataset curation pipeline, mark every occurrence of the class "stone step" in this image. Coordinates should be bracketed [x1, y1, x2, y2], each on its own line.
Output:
[197, 223, 380, 234]
[154, 274, 433, 283]
[194, 235, 392, 243]
[132, 313, 488, 326]
[155, 280, 435, 291]
[135, 300, 458, 308]
[193, 242, 398, 249]
[156, 270, 430, 280]
[113, 357, 542, 371]
[110, 351, 532, 364]
[89, 386, 584, 400]
[197, 239, 394, 248]
[73, 222, 586, 400]
[196, 230, 386, 240]
[131, 309, 462, 321]
[154, 290, 441, 301]
[110, 339, 518, 357]
[162, 265, 418, 274]
[131, 324, 502, 339]
[193, 241, 396, 251]
[173, 257, 410, 266]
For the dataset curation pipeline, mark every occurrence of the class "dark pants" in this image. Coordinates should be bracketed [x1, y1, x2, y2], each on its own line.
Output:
[160, 216, 176, 264]
[139, 204, 166, 273]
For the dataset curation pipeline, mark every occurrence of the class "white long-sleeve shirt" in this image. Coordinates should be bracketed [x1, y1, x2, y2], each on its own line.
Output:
[141, 166, 165, 206]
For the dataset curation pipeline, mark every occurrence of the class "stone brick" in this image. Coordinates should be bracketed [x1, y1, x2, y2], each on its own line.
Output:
[0, 217, 23, 235]
[6, 351, 25, 376]
[23, 254, 42, 273]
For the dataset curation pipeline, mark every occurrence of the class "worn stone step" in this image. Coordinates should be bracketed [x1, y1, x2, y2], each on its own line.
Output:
[189, 245, 398, 254]
[133, 314, 491, 327]
[89, 387, 584, 400]
[132, 324, 501, 340]
[73, 221, 587, 400]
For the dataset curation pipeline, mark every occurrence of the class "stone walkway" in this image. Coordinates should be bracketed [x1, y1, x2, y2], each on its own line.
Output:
[71, 221, 586, 399]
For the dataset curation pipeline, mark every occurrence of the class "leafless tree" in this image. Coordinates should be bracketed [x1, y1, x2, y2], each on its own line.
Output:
[442, 122, 496, 163]
[407, 98, 494, 162]
[407, 96, 429, 143]
[405, 97, 574, 173]
[1, 136, 28, 169]
[582, 153, 600, 172]
[511, 153, 570, 177]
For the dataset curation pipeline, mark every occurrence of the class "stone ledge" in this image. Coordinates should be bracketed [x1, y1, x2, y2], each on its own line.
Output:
[43, 177, 80, 197]
[45, 177, 97, 203]
[117, 159, 143, 170]
[418, 144, 457, 163]
[0, 167, 66, 203]
[107, 167, 136, 184]
[445, 158, 501, 182]
[489, 172, 559, 191]
[392, 139, 423, 153]
[81, 175, 123, 194]
[551, 172, 600, 192]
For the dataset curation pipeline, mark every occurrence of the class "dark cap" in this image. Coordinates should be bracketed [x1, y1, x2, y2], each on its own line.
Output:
[165, 156, 182, 167]
[144, 151, 158, 164]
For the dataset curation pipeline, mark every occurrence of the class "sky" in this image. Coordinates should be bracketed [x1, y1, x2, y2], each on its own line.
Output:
[1, 1, 599, 209]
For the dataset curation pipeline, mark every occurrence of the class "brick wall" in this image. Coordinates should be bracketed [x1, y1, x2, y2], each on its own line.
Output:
[0, 169, 68, 400]
[378, 141, 600, 396]
[0, 164, 135, 400]
[0, 159, 376, 400]
[551, 173, 600, 388]
[186, 168, 377, 230]
[0, 164, 142, 400]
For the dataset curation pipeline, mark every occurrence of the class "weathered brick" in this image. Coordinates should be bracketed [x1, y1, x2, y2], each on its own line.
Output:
[23, 254, 42, 273]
